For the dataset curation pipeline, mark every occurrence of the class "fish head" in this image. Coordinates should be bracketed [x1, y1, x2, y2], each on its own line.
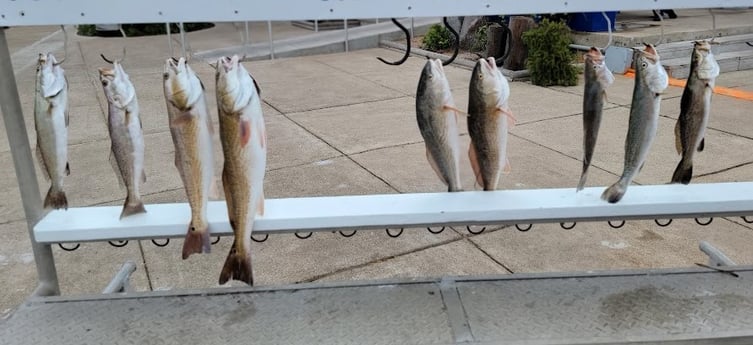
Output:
[164, 57, 203, 111]
[418, 59, 452, 102]
[99, 61, 135, 108]
[635, 44, 668, 94]
[215, 55, 258, 114]
[584, 47, 614, 88]
[37, 53, 66, 98]
[471, 57, 509, 104]
[691, 40, 720, 81]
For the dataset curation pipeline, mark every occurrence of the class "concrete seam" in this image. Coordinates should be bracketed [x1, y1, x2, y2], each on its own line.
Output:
[438, 278, 475, 343]
[136, 240, 154, 291]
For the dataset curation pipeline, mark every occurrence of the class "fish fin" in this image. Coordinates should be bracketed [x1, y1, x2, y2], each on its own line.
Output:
[671, 160, 693, 185]
[44, 187, 68, 210]
[240, 119, 251, 147]
[503, 158, 512, 174]
[257, 190, 265, 216]
[222, 168, 236, 230]
[120, 196, 146, 219]
[468, 141, 484, 187]
[208, 177, 221, 200]
[674, 120, 682, 155]
[601, 180, 627, 204]
[496, 107, 516, 127]
[639, 162, 646, 173]
[252, 77, 262, 97]
[219, 242, 253, 285]
[170, 112, 193, 127]
[577, 162, 589, 192]
[65, 162, 70, 176]
[181, 223, 211, 259]
[698, 138, 705, 152]
[425, 144, 448, 186]
[35, 145, 51, 181]
[443, 105, 469, 117]
[109, 150, 126, 189]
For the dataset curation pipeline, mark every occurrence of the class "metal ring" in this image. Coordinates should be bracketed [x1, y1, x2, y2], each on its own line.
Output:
[386, 228, 404, 238]
[108, 240, 128, 247]
[608, 220, 625, 229]
[560, 222, 576, 230]
[211, 236, 221, 245]
[251, 234, 269, 242]
[58, 243, 80, 251]
[515, 224, 532, 232]
[294, 232, 312, 239]
[695, 217, 713, 226]
[151, 238, 170, 247]
[742, 216, 753, 224]
[655, 219, 673, 227]
[427, 226, 445, 234]
[338, 230, 357, 238]
[467, 226, 486, 235]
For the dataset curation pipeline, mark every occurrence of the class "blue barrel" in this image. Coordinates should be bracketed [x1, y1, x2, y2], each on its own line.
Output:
[568, 12, 617, 32]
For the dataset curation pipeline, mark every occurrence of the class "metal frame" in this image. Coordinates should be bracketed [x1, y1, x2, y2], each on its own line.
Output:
[1, 0, 753, 299]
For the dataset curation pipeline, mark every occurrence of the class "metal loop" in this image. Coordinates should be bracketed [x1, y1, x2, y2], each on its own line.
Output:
[427, 226, 445, 234]
[560, 222, 576, 230]
[338, 230, 357, 238]
[251, 234, 269, 242]
[515, 224, 532, 232]
[151, 238, 169, 247]
[695, 217, 714, 226]
[211, 236, 221, 245]
[108, 240, 128, 248]
[608, 220, 625, 229]
[655, 219, 673, 227]
[742, 216, 753, 224]
[386, 228, 404, 238]
[58, 243, 80, 251]
[466, 225, 486, 235]
[294, 232, 313, 239]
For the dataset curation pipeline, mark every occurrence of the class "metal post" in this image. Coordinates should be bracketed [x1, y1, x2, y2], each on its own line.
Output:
[314, 20, 319, 32]
[165, 22, 173, 56]
[0, 28, 60, 296]
[410, 17, 415, 39]
[344, 18, 349, 52]
[102, 261, 137, 294]
[178, 22, 187, 58]
[699, 241, 736, 267]
[267, 20, 275, 59]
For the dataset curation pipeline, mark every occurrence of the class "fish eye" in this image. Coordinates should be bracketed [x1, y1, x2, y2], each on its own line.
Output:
[641, 61, 647, 68]
[593, 65, 599, 70]
[101, 80, 109, 86]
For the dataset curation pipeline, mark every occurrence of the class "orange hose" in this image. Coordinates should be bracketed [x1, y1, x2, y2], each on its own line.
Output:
[621, 69, 753, 101]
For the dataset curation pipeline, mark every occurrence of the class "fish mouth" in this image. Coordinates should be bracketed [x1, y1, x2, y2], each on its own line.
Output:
[479, 57, 497, 74]
[218, 55, 240, 72]
[585, 47, 605, 63]
[429, 58, 445, 76]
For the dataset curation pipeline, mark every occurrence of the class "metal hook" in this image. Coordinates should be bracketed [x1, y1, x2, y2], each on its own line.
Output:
[151, 238, 170, 247]
[338, 230, 357, 238]
[742, 216, 753, 224]
[608, 220, 625, 229]
[427, 226, 445, 234]
[58, 243, 80, 251]
[466, 225, 486, 235]
[377, 18, 411, 65]
[294, 232, 313, 239]
[695, 218, 714, 226]
[386, 228, 404, 238]
[560, 222, 576, 230]
[100, 47, 127, 64]
[251, 234, 269, 242]
[655, 219, 673, 227]
[600, 12, 613, 53]
[515, 224, 532, 232]
[709, 8, 717, 42]
[211, 236, 221, 245]
[440, 17, 459, 66]
[485, 17, 513, 67]
[654, 12, 664, 46]
[53, 25, 69, 66]
[108, 240, 128, 248]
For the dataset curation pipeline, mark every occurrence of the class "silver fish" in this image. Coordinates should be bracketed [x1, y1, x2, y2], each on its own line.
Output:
[671, 40, 719, 184]
[416, 59, 462, 192]
[34, 53, 70, 210]
[216, 55, 266, 286]
[99, 59, 146, 219]
[602, 44, 668, 203]
[577, 47, 614, 191]
[163, 57, 216, 259]
[468, 57, 515, 191]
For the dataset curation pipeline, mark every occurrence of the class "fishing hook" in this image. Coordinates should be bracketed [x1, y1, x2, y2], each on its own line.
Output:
[709, 8, 717, 42]
[377, 18, 411, 65]
[742, 216, 753, 224]
[211, 236, 221, 245]
[466, 226, 486, 235]
[100, 47, 127, 64]
[52, 25, 69, 66]
[386, 228, 404, 238]
[233, 21, 252, 61]
[515, 224, 532, 232]
[251, 234, 269, 242]
[607, 220, 625, 229]
[338, 230, 357, 238]
[151, 238, 170, 247]
[294, 232, 313, 239]
[108, 240, 128, 248]
[560, 222, 576, 230]
[441, 17, 459, 66]
[747, 42, 753, 47]
[655, 219, 673, 227]
[695, 218, 714, 226]
[58, 243, 80, 251]
[599, 12, 613, 53]
[485, 16, 513, 67]
[427, 226, 445, 234]
[653, 12, 664, 46]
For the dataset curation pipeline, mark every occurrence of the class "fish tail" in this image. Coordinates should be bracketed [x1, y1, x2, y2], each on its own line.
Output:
[181, 225, 211, 259]
[219, 242, 253, 285]
[576, 162, 589, 191]
[120, 196, 146, 219]
[43, 187, 68, 210]
[601, 180, 628, 204]
[671, 159, 693, 185]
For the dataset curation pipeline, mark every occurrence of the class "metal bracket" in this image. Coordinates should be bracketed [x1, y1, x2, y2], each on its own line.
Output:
[102, 261, 137, 294]
[699, 241, 737, 267]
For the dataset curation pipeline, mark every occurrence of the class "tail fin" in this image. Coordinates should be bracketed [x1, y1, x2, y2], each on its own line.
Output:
[576, 162, 589, 191]
[671, 160, 693, 185]
[181, 224, 211, 259]
[219, 242, 253, 285]
[120, 196, 146, 219]
[601, 180, 627, 204]
[43, 187, 68, 210]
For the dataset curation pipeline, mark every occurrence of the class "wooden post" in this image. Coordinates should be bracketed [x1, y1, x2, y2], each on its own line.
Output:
[485, 23, 505, 61]
[504, 16, 537, 71]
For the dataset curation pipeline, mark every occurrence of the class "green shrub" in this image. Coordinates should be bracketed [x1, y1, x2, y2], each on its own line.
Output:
[521, 19, 577, 87]
[471, 25, 488, 52]
[76, 25, 96, 36]
[422, 24, 454, 52]
[76, 23, 214, 37]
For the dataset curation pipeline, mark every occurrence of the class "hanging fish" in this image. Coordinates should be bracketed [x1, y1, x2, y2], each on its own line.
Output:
[671, 40, 719, 184]
[602, 44, 668, 203]
[468, 57, 515, 191]
[216, 55, 266, 286]
[163, 57, 216, 258]
[577, 47, 614, 191]
[416, 59, 463, 192]
[99, 54, 146, 219]
[34, 52, 70, 210]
